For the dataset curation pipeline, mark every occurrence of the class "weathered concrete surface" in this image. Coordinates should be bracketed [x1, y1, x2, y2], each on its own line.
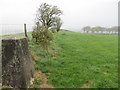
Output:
[0, 37, 2, 89]
[2, 37, 34, 88]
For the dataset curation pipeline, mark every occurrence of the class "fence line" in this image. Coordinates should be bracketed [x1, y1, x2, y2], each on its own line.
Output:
[1, 24, 35, 35]
[1, 24, 118, 35]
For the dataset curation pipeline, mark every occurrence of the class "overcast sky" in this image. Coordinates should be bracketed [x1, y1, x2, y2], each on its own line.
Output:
[0, 0, 119, 31]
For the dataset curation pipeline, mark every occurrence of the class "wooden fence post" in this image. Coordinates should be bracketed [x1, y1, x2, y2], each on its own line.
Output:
[24, 24, 28, 37]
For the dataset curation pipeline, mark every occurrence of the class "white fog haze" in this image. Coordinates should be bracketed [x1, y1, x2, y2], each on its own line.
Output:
[0, 0, 119, 34]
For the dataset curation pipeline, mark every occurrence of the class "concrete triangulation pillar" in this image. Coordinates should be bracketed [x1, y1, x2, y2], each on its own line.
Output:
[2, 37, 34, 88]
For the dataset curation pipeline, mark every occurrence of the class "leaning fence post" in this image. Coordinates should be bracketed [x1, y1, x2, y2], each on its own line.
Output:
[24, 24, 28, 37]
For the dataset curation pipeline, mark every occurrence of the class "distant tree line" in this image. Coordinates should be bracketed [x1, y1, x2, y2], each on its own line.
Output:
[83, 26, 118, 34]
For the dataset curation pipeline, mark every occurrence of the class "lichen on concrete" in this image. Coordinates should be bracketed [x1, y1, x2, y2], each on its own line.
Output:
[2, 37, 34, 88]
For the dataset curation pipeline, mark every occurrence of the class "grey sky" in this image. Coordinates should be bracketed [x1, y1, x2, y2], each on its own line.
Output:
[0, 0, 119, 31]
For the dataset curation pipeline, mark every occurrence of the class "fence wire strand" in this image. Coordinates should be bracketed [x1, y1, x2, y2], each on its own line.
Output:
[0, 24, 35, 35]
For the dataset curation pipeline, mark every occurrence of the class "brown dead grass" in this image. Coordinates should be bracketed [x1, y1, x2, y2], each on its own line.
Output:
[40, 84, 54, 88]
[33, 70, 54, 88]
[80, 80, 93, 88]
[31, 51, 40, 60]
[39, 71, 54, 88]
[31, 46, 55, 88]
[34, 70, 41, 81]
[2, 85, 12, 88]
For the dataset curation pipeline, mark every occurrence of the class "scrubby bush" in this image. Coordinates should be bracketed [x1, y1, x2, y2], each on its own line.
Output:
[32, 26, 53, 52]
[32, 3, 63, 52]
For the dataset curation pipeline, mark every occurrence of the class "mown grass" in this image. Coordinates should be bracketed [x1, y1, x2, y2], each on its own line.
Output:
[29, 31, 118, 88]
[2, 31, 118, 88]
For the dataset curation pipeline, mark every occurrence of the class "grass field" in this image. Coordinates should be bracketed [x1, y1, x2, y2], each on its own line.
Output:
[28, 31, 118, 88]
[2, 31, 118, 88]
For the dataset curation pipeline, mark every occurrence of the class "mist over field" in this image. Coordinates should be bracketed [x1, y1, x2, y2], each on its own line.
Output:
[1, 0, 118, 34]
[1, 0, 118, 88]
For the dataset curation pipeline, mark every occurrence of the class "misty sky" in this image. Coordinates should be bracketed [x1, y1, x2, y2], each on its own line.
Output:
[0, 0, 119, 31]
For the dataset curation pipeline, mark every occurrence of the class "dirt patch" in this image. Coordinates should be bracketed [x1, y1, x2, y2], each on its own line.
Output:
[80, 80, 93, 88]
[40, 83, 54, 88]
[39, 71, 54, 88]
[40, 72, 48, 83]
[32, 70, 54, 88]
[34, 70, 41, 81]
[31, 49, 54, 88]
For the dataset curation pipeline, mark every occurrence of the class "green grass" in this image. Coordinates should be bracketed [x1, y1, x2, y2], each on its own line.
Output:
[1, 32, 32, 39]
[29, 31, 118, 88]
[2, 31, 118, 88]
